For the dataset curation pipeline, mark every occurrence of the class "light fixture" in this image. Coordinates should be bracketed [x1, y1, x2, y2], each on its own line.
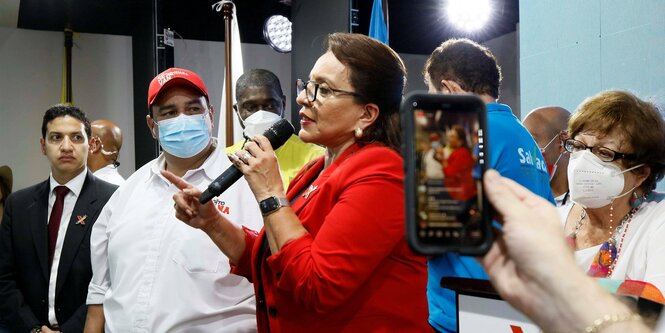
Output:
[445, 0, 492, 32]
[263, 15, 292, 53]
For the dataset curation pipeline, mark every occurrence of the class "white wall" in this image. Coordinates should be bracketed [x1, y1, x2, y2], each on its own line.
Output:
[0, 27, 134, 191]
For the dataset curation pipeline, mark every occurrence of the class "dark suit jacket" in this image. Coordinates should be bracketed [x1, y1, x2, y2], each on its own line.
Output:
[0, 171, 117, 332]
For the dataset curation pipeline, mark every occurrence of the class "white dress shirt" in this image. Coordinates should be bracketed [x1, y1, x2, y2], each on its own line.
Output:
[87, 142, 263, 333]
[92, 164, 125, 186]
[47, 169, 87, 327]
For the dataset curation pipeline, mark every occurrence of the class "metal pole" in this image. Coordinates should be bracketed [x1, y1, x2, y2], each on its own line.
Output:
[223, 2, 235, 146]
[64, 29, 73, 104]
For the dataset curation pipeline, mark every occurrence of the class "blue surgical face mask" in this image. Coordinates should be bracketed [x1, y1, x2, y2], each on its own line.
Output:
[156, 112, 211, 158]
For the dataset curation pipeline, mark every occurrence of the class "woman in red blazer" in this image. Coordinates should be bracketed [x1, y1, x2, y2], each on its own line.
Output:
[164, 33, 429, 332]
[443, 125, 476, 201]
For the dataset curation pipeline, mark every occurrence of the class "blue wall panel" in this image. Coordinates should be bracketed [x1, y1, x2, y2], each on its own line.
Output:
[520, 0, 665, 190]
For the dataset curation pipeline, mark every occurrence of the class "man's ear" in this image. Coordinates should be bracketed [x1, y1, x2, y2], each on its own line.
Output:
[441, 80, 465, 94]
[40, 137, 46, 155]
[146, 115, 157, 139]
[89, 137, 101, 154]
[208, 104, 215, 122]
[558, 131, 569, 152]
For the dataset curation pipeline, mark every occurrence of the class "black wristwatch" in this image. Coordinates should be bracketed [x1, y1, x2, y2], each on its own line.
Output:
[30, 327, 42, 333]
[259, 196, 289, 216]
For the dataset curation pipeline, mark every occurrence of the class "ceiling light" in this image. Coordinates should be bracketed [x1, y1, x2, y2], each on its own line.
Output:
[445, 0, 492, 32]
[263, 15, 292, 53]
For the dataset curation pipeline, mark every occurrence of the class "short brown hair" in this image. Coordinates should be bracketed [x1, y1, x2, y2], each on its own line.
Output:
[569, 90, 665, 192]
[424, 38, 502, 99]
[326, 33, 406, 151]
[450, 125, 469, 149]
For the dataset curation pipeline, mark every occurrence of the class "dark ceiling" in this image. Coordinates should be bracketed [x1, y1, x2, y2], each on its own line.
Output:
[16, 0, 518, 55]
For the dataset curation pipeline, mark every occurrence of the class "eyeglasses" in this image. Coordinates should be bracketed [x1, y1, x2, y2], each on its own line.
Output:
[563, 139, 636, 162]
[296, 79, 361, 103]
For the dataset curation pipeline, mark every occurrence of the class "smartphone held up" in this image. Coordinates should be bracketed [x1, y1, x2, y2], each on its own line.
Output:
[401, 92, 493, 256]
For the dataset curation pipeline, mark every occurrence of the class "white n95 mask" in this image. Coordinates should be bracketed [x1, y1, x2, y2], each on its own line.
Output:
[567, 150, 643, 208]
[242, 110, 282, 139]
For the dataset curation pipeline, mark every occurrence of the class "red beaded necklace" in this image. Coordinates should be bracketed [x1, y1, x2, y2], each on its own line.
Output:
[607, 207, 638, 277]
[566, 204, 639, 278]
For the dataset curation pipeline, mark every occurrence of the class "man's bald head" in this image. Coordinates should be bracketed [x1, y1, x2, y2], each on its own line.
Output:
[522, 106, 571, 197]
[523, 106, 571, 142]
[92, 120, 123, 152]
[88, 120, 123, 171]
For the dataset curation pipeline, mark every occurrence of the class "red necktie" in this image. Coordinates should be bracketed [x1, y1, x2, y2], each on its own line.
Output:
[48, 186, 70, 269]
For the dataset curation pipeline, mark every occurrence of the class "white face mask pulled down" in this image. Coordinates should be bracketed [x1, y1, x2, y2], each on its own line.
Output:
[539, 132, 563, 181]
[567, 150, 644, 208]
[547, 153, 564, 181]
[240, 110, 282, 139]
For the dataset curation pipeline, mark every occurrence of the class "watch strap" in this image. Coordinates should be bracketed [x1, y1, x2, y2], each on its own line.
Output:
[259, 196, 289, 216]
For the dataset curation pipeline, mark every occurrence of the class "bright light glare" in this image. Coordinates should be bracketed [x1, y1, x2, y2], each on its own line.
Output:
[263, 15, 292, 53]
[446, 0, 492, 32]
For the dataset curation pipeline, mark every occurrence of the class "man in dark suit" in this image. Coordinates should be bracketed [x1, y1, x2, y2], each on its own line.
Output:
[0, 105, 117, 333]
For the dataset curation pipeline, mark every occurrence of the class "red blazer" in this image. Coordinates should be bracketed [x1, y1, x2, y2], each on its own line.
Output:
[231, 144, 429, 332]
[443, 147, 476, 201]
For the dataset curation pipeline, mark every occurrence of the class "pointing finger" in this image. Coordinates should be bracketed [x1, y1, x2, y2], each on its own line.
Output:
[161, 170, 194, 191]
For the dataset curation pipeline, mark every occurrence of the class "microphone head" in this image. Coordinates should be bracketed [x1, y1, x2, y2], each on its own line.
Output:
[263, 118, 295, 150]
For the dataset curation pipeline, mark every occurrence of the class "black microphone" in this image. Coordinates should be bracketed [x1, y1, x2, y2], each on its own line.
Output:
[199, 118, 295, 204]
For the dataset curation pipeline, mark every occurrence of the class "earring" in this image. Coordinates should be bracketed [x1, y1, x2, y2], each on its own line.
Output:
[630, 191, 647, 209]
[629, 192, 638, 207]
[354, 127, 363, 139]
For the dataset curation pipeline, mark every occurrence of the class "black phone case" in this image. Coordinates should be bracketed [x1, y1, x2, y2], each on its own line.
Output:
[401, 91, 493, 256]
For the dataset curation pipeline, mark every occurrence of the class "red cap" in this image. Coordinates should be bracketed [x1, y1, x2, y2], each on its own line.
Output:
[147, 68, 209, 110]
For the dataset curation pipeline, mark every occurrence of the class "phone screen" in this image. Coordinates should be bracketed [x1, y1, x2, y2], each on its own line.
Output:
[403, 93, 492, 255]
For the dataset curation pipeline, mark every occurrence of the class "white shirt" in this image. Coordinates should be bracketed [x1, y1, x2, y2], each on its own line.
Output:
[87, 143, 263, 333]
[423, 149, 444, 179]
[558, 196, 665, 291]
[47, 169, 87, 327]
[554, 192, 569, 207]
[93, 164, 125, 186]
